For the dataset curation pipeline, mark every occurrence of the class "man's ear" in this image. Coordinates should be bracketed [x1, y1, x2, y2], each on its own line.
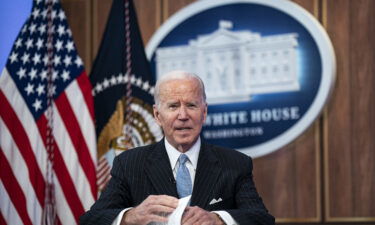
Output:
[203, 102, 208, 123]
[153, 104, 162, 126]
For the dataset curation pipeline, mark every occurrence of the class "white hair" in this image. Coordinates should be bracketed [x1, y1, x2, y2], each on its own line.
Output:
[154, 70, 207, 108]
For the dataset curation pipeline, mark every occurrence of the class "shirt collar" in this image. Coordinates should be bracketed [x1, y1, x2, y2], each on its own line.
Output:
[164, 137, 201, 171]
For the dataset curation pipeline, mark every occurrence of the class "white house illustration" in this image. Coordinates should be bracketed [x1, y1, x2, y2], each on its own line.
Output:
[155, 20, 300, 104]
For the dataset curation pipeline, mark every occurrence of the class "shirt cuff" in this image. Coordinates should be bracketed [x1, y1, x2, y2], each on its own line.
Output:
[212, 211, 238, 225]
[111, 208, 133, 225]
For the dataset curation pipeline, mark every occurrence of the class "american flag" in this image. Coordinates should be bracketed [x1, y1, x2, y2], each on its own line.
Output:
[0, 0, 97, 224]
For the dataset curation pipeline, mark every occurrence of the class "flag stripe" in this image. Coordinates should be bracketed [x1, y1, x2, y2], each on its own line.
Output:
[97, 174, 111, 190]
[0, 150, 33, 225]
[97, 165, 110, 184]
[76, 72, 95, 120]
[0, 90, 45, 205]
[97, 161, 107, 171]
[37, 115, 86, 220]
[65, 76, 97, 173]
[0, 181, 23, 225]
[97, 159, 110, 175]
[0, 118, 43, 224]
[97, 156, 111, 190]
[54, 173, 77, 225]
[56, 217, 62, 225]
[53, 92, 96, 200]
[0, 211, 6, 225]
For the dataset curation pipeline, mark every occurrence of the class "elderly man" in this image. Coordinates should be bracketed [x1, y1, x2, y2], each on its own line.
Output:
[80, 71, 274, 225]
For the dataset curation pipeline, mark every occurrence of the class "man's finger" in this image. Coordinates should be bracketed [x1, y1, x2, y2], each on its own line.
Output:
[147, 195, 179, 207]
[182, 207, 194, 223]
[182, 207, 201, 224]
[182, 214, 200, 225]
[122, 195, 179, 225]
[148, 204, 176, 214]
[149, 214, 169, 223]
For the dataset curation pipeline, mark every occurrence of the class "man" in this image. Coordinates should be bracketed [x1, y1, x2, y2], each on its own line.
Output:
[80, 70, 274, 225]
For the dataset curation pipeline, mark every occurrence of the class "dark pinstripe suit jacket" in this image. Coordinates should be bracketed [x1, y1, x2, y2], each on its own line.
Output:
[80, 139, 274, 225]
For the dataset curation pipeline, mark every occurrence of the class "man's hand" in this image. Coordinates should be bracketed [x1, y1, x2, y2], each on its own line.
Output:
[121, 195, 178, 225]
[182, 206, 225, 225]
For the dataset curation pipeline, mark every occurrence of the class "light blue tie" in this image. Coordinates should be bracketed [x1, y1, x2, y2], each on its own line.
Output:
[176, 154, 192, 198]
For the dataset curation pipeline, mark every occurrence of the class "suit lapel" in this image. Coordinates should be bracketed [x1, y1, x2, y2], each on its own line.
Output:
[144, 140, 178, 197]
[190, 142, 221, 208]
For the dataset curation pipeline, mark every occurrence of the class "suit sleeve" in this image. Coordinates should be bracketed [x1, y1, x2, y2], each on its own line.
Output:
[226, 157, 275, 225]
[80, 156, 132, 225]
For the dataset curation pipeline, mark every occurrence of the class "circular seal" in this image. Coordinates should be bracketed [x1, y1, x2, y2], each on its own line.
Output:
[146, 0, 336, 157]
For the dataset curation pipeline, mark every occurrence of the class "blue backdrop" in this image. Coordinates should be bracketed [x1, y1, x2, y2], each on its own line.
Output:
[0, 0, 32, 71]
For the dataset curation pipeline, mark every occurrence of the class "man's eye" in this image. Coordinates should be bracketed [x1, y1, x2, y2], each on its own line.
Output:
[169, 105, 178, 109]
[187, 104, 197, 108]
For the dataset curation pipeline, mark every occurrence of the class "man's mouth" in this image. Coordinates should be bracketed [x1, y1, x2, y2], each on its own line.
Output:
[175, 127, 192, 131]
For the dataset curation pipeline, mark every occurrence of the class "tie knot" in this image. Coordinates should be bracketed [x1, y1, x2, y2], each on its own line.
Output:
[178, 154, 189, 165]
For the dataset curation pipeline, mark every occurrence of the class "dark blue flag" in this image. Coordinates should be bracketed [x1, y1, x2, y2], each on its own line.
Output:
[90, 0, 162, 191]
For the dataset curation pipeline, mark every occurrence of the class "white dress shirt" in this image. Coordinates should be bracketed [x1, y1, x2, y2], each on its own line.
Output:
[112, 137, 237, 225]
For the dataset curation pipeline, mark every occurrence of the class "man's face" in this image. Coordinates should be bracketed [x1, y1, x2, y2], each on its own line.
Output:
[153, 78, 207, 152]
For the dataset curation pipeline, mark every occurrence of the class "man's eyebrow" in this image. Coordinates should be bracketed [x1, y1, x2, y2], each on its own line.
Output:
[166, 101, 179, 105]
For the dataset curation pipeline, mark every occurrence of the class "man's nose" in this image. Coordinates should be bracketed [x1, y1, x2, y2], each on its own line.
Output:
[177, 106, 188, 120]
